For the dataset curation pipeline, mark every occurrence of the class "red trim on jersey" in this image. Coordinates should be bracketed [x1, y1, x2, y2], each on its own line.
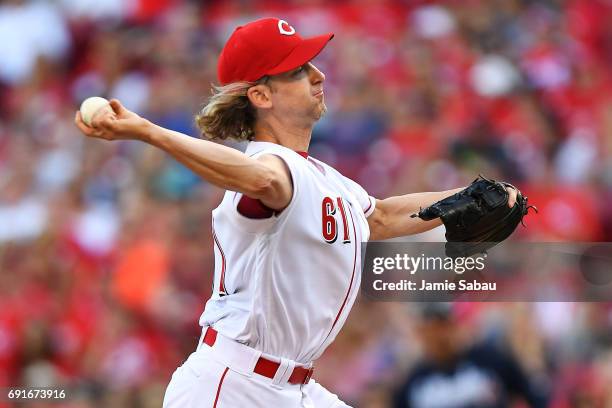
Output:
[237, 195, 275, 219]
[213, 367, 229, 407]
[329, 203, 359, 333]
[307, 157, 326, 174]
[364, 197, 373, 215]
[296, 151, 308, 158]
[212, 219, 227, 296]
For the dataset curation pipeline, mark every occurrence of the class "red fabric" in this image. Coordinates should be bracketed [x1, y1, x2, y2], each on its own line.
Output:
[217, 18, 333, 84]
[203, 326, 218, 346]
[212, 219, 228, 295]
[236, 150, 306, 219]
[237, 195, 275, 219]
[213, 367, 229, 408]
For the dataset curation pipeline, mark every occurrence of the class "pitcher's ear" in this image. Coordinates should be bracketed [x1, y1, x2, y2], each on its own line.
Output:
[247, 84, 273, 109]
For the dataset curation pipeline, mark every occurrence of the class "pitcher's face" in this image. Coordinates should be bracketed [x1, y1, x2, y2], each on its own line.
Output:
[268, 62, 327, 122]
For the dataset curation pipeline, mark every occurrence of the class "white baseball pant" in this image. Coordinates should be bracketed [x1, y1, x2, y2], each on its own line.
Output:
[162, 333, 351, 407]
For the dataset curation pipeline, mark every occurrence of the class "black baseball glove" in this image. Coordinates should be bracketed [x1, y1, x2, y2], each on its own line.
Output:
[411, 175, 536, 258]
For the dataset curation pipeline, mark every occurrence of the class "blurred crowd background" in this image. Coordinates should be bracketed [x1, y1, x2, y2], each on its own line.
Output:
[1, 0, 612, 406]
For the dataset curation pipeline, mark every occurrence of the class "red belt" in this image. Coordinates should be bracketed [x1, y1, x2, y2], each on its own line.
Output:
[202, 327, 314, 385]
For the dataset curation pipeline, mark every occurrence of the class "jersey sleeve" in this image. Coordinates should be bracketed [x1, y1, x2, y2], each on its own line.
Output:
[221, 147, 301, 234]
[340, 175, 376, 218]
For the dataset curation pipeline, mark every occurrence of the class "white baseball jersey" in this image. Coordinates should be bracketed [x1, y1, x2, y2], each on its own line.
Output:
[199, 141, 375, 364]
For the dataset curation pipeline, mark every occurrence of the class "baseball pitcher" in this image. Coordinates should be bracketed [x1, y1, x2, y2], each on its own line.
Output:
[74, 18, 524, 408]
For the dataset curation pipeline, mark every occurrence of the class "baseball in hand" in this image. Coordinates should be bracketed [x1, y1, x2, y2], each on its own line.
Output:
[79, 97, 112, 126]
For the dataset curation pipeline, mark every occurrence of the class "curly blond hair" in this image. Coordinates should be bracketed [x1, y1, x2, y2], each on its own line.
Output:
[196, 77, 268, 141]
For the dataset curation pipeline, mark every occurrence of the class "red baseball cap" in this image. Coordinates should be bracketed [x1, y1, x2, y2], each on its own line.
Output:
[217, 18, 334, 85]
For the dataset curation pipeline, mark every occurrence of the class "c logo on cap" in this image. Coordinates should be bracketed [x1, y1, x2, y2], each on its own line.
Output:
[278, 20, 296, 36]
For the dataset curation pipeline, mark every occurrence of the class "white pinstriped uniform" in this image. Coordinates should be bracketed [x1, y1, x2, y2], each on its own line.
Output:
[163, 141, 375, 407]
